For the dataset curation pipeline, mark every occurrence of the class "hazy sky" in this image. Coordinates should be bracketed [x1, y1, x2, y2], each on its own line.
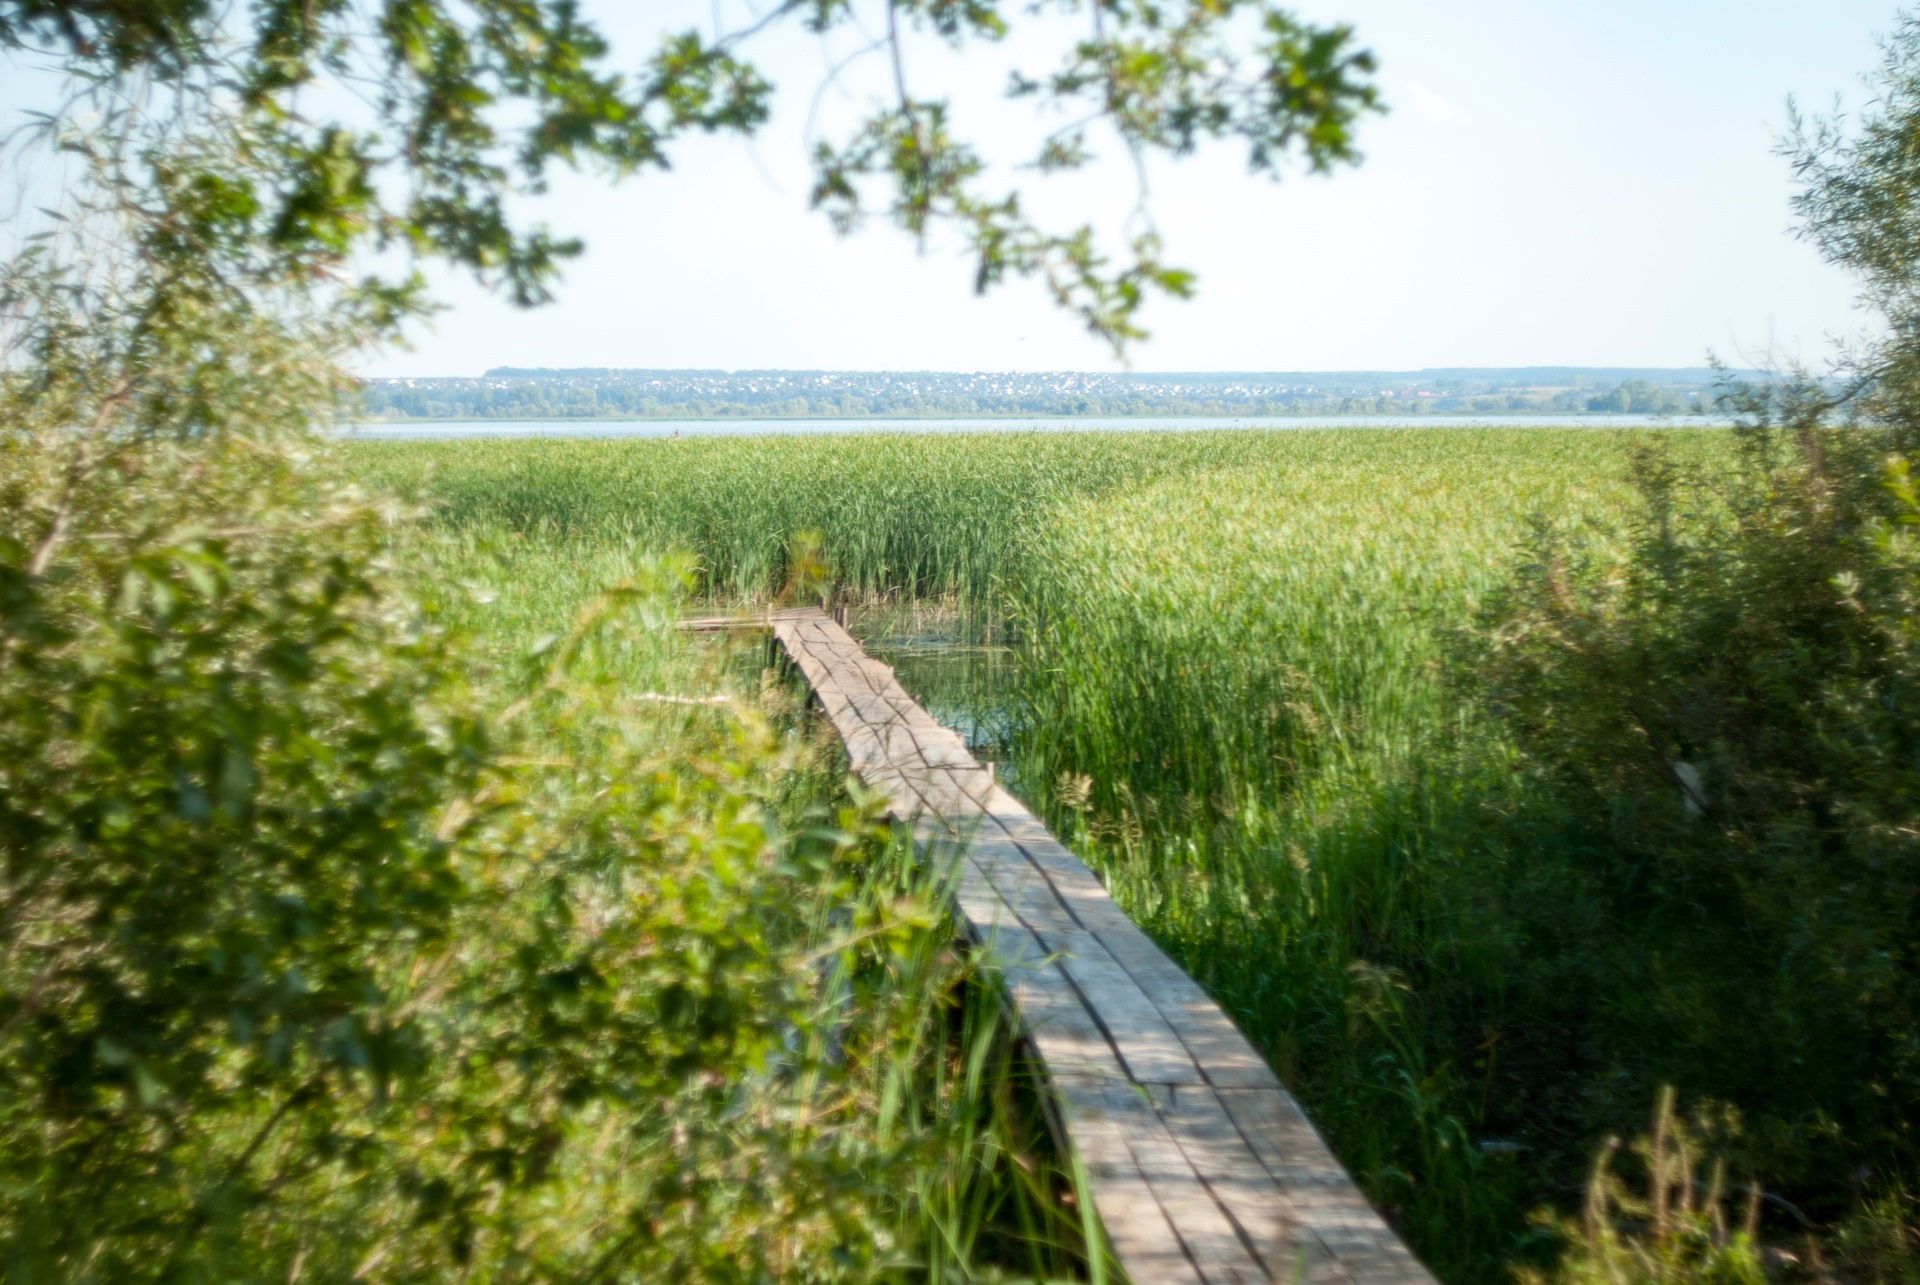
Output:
[4, 3, 1904, 374]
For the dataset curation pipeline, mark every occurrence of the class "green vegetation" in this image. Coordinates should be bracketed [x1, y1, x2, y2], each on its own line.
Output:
[43, 386, 1920, 1282]
[1006, 424, 1919, 1280]
[0, 259, 1113, 1281]
[1518, 1090, 1768, 1285]
[1585, 379, 1695, 414]
[347, 426, 1641, 1273]
[14, 0, 1920, 1278]
[1007, 432, 1647, 1276]
[354, 416, 1920, 1283]
[349, 429, 1327, 605]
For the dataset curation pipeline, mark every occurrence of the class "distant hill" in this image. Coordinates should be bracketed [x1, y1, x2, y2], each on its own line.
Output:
[357, 367, 1766, 420]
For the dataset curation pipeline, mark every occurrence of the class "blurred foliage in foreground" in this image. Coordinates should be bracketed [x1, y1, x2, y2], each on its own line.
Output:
[0, 216, 1097, 1283]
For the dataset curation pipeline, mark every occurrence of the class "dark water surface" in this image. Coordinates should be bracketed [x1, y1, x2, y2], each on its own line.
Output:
[843, 604, 1026, 792]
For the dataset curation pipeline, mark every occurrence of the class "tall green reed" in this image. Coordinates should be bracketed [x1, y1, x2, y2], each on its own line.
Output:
[350, 429, 1387, 601]
[401, 521, 1112, 1283]
[1008, 432, 1716, 1277]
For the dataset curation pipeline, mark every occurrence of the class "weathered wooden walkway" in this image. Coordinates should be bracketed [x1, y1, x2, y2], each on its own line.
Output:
[687, 606, 1436, 1285]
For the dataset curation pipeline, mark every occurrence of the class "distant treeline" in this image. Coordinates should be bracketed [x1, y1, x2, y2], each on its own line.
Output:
[357, 369, 1739, 420]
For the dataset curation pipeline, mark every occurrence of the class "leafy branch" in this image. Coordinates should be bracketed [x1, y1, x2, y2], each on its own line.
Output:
[4, 0, 1379, 352]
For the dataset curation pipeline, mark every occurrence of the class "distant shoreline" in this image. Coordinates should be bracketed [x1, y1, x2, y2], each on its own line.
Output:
[349, 410, 1737, 426]
[356, 368, 1761, 423]
[344, 413, 1738, 439]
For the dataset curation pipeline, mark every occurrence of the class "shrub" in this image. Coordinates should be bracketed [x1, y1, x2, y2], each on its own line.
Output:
[1470, 403, 1920, 1203]
[0, 245, 1052, 1282]
[1518, 1089, 1767, 1285]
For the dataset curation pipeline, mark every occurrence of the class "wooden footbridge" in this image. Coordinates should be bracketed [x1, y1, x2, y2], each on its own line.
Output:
[686, 606, 1436, 1285]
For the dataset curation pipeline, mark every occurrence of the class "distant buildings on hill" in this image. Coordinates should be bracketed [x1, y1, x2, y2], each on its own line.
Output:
[356, 367, 1757, 420]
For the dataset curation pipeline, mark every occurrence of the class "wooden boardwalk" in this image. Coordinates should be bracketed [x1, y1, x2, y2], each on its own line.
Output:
[690, 607, 1436, 1285]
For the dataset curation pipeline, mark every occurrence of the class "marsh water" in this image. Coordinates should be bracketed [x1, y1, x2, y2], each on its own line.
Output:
[841, 603, 1026, 791]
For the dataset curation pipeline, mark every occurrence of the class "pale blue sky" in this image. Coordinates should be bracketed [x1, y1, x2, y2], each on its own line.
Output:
[2, 2, 1903, 373]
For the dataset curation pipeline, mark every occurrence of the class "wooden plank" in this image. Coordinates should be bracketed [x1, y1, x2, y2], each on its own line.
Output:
[1218, 1088, 1434, 1285]
[1057, 1073, 1273, 1285]
[1149, 1083, 1351, 1283]
[1115, 1088, 1271, 1283]
[678, 606, 821, 632]
[972, 789, 1281, 1090]
[1049, 1074, 1210, 1285]
[760, 608, 1439, 1285]
[908, 813, 1127, 1088]
[882, 764, 981, 829]
[966, 834, 1202, 1086]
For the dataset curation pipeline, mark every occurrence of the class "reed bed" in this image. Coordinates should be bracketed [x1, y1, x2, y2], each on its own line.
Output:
[350, 429, 1328, 603]
[345, 426, 1725, 1282]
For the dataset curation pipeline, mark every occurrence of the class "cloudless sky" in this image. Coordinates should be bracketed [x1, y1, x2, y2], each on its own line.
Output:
[3, 2, 1904, 374]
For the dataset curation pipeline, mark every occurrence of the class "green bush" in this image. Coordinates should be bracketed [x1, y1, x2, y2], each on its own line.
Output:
[0, 250, 1084, 1281]
[1471, 409, 1920, 1205]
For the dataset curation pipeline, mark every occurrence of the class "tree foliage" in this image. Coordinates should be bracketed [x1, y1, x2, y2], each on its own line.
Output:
[0, 216, 1071, 1280]
[1467, 15, 1920, 1263]
[1, 0, 1378, 348]
[1790, 16, 1920, 376]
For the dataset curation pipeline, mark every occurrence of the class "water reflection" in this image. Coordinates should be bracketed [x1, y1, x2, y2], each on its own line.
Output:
[844, 603, 1023, 789]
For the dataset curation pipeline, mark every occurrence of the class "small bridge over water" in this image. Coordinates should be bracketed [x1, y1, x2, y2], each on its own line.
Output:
[686, 606, 1435, 1285]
